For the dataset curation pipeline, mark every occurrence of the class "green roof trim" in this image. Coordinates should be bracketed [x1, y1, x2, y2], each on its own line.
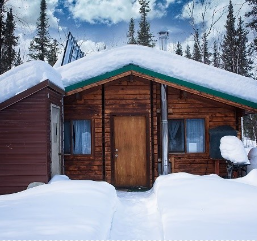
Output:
[65, 64, 257, 109]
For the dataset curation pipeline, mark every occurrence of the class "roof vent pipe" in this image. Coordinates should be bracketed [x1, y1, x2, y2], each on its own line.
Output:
[158, 30, 170, 175]
[158, 31, 169, 51]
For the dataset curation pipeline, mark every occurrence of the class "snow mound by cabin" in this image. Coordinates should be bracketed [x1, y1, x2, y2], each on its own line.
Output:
[248, 147, 257, 172]
[153, 172, 257, 240]
[0, 60, 64, 104]
[233, 169, 257, 186]
[220, 136, 249, 164]
[0, 180, 117, 240]
[57, 45, 257, 105]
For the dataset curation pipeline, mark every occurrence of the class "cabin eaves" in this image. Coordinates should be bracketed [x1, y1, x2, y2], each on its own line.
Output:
[64, 64, 257, 112]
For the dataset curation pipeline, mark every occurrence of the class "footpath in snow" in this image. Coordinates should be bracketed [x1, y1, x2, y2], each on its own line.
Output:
[110, 190, 163, 240]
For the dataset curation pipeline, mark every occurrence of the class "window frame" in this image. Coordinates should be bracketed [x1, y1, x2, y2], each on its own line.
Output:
[168, 117, 207, 154]
[64, 119, 94, 156]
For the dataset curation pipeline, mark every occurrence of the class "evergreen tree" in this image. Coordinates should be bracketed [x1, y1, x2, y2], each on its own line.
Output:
[202, 32, 211, 64]
[47, 39, 59, 66]
[14, 48, 22, 66]
[0, 0, 5, 74]
[221, 0, 237, 73]
[29, 0, 51, 61]
[127, 18, 137, 44]
[245, 0, 257, 51]
[192, 29, 202, 62]
[2, 8, 18, 71]
[235, 17, 252, 77]
[137, 0, 155, 47]
[185, 44, 192, 59]
[175, 41, 183, 56]
[213, 41, 220, 68]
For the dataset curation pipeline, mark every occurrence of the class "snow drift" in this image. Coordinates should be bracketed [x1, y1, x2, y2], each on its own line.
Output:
[0, 179, 117, 240]
[154, 172, 257, 240]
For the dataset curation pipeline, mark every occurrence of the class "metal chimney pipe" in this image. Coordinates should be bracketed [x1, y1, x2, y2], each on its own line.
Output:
[158, 30, 170, 175]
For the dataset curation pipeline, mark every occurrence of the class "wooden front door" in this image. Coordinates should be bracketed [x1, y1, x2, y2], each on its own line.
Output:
[113, 116, 148, 187]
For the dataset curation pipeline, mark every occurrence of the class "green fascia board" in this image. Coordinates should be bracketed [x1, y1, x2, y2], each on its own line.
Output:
[65, 64, 257, 109]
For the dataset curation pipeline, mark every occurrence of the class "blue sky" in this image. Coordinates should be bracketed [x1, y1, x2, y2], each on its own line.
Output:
[5, 0, 250, 58]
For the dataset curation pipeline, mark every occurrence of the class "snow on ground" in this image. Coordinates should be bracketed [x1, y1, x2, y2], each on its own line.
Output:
[154, 172, 257, 240]
[1, 172, 257, 240]
[0, 179, 117, 240]
[110, 190, 163, 240]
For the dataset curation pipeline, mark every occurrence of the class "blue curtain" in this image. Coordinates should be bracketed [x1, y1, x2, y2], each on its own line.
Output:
[168, 119, 185, 152]
[73, 120, 91, 154]
[186, 119, 205, 153]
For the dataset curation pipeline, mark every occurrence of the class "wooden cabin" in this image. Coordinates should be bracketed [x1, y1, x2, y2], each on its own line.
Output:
[62, 62, 257, 188]
[1, 45, 257, 194]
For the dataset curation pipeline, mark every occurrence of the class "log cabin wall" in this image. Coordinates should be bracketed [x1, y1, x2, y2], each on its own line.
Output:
[0, 86, 63, 194]
[104, 76, 153, 185]
[64, 86, 103, 181]
[63, 76, 243, 185]
[163, 86, 240, 178]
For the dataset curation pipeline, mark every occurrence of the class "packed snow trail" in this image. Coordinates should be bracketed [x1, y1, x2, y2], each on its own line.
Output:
[109, 190, 163, 240]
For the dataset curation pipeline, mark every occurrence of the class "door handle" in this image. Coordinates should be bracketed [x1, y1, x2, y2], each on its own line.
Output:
[115, 154, 118, 158]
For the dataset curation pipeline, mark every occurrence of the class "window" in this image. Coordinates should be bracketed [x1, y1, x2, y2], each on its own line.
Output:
[64, 120, 92, 155]
[168, 118, 205, 153]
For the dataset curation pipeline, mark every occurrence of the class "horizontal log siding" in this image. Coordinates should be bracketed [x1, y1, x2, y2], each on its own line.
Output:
[104, 77, 153, 185]
[63, 87, 103, 181]
[0, 87, 62, 194]
[167, 87, 238, 178]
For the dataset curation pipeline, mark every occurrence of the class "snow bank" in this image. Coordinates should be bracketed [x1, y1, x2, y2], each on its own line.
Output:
[0, 60, 64, 104]
[154, 172, 257, 240]
[220, 136, 249, 164]
[233, 169, 257, 186]
[48, 174, 70, 183]
[0, 180, 117, 240]
[57, 45, 257, 104]
[248, 147, 257, 172]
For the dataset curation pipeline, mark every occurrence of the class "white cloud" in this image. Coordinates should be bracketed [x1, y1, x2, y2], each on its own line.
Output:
[180, 0, 251, 36]
[6, 0, 59, 33]
[66, 0, 176, 25]
[178, 0, 252, 49]
[78, 39, 106, 54]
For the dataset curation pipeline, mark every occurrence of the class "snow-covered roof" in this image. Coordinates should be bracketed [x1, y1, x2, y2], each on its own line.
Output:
[0, 60, 64, 104]
[1, 45, 257, 110]
[57, 45, 257, 108]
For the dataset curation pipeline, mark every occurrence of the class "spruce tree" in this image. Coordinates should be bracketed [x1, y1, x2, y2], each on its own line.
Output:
[137, 0, 155, 47]
[202, 33, 211, 64]
[185, 45, 192, 59]
[127, 18, 137, 44]
[0, 0, 5, 74]
[245, 0, 257, 51]
[29, 0, 51, 61]
[236, 17, 252, 77]
[192, 29, 202, 62]
[213, 41, 220, 68]
[47, 39, 59, 66]
[2, 8, 18, 71]
[14, 48, 22, 66]
[175, 41, 183, 56]
[221, 0, 237, 73]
